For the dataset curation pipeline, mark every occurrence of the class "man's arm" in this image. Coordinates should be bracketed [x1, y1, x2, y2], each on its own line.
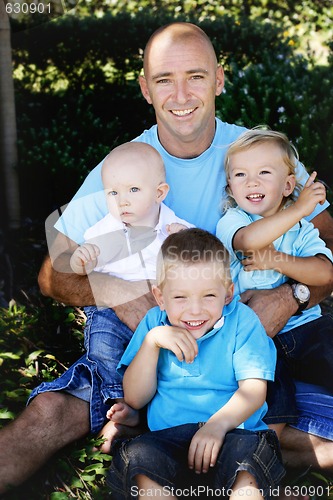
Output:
[38, 232, 157, 331]
[241, 209, 333, 337]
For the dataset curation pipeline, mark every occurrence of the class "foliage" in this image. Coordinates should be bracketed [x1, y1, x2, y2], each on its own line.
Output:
[9, 9, 333, 220]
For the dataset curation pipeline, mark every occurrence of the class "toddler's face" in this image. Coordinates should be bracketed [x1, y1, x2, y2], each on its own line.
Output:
[103, 155, 165, 228]
[227, 142, 295, 217]
[154, 261, 234, 339]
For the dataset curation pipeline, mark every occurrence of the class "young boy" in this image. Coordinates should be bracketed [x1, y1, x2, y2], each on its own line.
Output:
[69, 142, 191, 442]
[216, 128, 333, 433]
[107, 228, 284, 500]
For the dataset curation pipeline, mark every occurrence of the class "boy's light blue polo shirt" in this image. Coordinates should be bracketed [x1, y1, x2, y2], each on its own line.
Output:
[118, 298, 276, 432]
[217, 208, 333, 333]
[54, 119, 328, 244]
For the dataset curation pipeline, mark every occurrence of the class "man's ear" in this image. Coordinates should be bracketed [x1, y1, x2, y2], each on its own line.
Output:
[139, 75, 153, 105]
[283, 174, 296, 198]
[215, 65, 225, 97]
[156, 183, 169, 203]
[152, 285, 165, 310]
[224, 283, 234, 305]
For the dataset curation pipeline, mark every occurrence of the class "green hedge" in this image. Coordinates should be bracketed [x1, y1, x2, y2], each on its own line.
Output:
[11, 9, 333, 220]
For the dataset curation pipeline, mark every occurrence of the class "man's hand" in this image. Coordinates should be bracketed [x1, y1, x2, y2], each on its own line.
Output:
[240, 284, 297, 337]
[188, 422, 225, 474]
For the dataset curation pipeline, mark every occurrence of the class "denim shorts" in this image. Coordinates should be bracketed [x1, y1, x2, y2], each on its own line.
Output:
[27, 307, 133, 434]
[291, 382, 333, 440]
[264, 314, 333, 425]
[107, 425, 285, 499]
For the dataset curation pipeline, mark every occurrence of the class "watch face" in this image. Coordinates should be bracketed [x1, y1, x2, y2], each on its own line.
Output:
[296, 283, 310, 302]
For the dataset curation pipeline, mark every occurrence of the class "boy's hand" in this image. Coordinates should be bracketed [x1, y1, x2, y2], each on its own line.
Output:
[294, 171, 326, 217]
[188, 421, 225, 474]
[70, 243, 100, 275]
[147, 326, 198, 363]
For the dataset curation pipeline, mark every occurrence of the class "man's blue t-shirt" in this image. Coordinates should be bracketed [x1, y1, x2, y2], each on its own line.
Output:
[54, 119, 327, 244]
[118, 298, 276, 432]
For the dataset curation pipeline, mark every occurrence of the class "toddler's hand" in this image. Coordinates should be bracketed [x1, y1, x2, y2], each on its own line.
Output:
[295, 171, 326, 217]
[166, 223, 188, 235]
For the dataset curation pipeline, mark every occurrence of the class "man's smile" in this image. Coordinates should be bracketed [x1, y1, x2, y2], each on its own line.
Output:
[170, 108, 196, 116]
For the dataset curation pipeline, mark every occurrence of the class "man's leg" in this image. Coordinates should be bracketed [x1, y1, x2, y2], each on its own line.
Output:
[280, 426, 333, 472]
[0, 391, 90, 494]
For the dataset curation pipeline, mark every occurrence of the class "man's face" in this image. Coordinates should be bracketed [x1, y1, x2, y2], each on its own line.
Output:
[139, 35, 224, 157]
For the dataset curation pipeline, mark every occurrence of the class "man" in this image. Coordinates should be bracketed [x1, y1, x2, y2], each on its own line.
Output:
[0, 22, 332, 494]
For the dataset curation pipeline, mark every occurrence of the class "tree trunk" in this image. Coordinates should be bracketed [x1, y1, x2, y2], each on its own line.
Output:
[0, 0, 20, 230]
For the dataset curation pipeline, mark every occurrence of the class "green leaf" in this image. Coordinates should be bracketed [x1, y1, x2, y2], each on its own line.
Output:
[70, 477, 84, 488]
[50, 493, 71, 500]
[0, 352, 21, 360]
[83, 463, 105, 473]
[26, 350, 45, 362]
[0, 408, 16, 420]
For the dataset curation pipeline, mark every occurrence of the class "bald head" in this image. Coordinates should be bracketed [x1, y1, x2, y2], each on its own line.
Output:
[102, 142, 166, 185]
[143, 22, 217, 76]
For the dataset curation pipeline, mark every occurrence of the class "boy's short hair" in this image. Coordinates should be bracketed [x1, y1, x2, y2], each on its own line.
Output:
[224, 127, 302, 211]
[156, 228, 232, 289]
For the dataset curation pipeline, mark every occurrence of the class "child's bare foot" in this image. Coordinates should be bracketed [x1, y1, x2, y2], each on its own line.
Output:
[106, 402, 140, 427]
[94, 420, 141, 453]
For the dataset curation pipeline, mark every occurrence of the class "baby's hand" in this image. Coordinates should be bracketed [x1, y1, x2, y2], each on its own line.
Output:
[295, 171, 326, 217]
[70, 243, 100, 275]
[166, 223, 188, 235]
[147, 325, 198, 363]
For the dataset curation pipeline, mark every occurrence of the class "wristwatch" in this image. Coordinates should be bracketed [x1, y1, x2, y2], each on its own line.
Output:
[289, 280, 310, 315]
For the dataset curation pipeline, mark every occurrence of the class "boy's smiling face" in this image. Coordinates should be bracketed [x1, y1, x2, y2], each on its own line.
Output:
[153, 261, 234, 339]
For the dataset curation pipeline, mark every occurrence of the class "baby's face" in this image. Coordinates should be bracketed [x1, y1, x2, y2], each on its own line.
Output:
[103, 155, 163, 228]
[227, 142, 295, 217]
[156, 261, 233, 339]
